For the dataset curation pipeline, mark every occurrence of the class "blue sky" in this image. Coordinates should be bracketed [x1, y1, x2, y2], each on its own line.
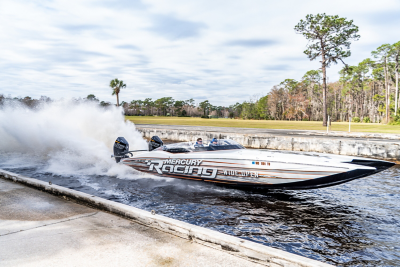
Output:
[1, 0, 400, 106]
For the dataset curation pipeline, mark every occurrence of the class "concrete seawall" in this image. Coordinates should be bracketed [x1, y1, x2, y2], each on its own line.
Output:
[0, 169, 331, 267]
[136, 124, 400, 161]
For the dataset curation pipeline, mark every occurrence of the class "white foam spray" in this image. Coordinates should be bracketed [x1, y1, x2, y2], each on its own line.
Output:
[0, 100, 148, 178]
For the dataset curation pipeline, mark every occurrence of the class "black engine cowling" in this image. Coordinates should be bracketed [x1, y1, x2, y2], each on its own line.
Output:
[148, 136, 163, 151]
[113, 137, 129, 163]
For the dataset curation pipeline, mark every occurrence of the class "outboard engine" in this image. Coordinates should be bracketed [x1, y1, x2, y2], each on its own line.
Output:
[148, 136, 163, 151]
[113, 137, 129, 163]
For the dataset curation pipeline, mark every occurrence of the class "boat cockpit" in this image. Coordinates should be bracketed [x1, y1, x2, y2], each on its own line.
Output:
[157, 139, 245, 153]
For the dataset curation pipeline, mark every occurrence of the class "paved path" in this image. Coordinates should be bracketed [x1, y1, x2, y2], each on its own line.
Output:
[0, 178, 265, 267]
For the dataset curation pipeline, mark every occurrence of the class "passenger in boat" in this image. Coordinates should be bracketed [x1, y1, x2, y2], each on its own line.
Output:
[194, 138, 204, 147]
[210, 138, 218, 146]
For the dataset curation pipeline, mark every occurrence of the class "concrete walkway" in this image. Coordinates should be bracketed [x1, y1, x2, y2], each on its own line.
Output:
[0, 179, 264, 267]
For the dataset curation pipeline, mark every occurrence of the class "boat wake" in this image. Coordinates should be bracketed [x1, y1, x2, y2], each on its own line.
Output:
[0, 100, 148, 179]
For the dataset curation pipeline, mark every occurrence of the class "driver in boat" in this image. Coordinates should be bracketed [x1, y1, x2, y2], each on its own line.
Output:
[194, 138, 204, 147]
[210, 138, 218, 146]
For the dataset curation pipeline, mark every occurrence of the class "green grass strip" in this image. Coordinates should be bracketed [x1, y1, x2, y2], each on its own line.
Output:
[126, 116, 400, 134]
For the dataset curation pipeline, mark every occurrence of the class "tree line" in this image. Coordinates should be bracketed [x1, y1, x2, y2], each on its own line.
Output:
[0, 94, 113, 108]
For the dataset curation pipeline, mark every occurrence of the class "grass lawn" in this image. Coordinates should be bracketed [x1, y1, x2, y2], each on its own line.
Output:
[126, 116, 400, 134]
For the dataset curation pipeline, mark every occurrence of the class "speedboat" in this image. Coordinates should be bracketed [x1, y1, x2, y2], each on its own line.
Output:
[112, 136, 395, 190]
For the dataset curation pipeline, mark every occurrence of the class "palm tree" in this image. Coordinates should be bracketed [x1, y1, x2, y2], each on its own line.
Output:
[109, 78, 126, 107]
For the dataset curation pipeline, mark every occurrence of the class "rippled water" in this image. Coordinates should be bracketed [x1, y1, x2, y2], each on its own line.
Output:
[1, 157, 399, 266]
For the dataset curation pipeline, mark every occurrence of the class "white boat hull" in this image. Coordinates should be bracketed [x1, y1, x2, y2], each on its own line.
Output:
[121, 149, 394, 190]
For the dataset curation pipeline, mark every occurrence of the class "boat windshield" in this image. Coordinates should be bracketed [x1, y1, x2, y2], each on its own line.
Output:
[159, 139, 245, 153]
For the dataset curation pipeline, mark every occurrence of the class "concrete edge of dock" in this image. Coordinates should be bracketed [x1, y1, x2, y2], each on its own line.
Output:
[0, 169, 332, 267]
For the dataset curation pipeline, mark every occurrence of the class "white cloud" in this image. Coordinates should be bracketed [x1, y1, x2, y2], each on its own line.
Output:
[0, 0, 399, 106]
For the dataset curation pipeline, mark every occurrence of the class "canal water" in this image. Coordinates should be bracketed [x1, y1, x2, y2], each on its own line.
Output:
[1, 101, 399, 266]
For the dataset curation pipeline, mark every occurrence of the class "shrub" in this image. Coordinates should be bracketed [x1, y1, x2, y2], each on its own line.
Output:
[389, 114, 400, 125]
[363, 117, 371, 123]
[352, 117, 360, 123]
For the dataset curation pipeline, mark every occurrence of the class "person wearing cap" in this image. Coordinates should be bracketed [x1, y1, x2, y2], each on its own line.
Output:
[210, 138, 218, 146]
[194, 138, 204, 147]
